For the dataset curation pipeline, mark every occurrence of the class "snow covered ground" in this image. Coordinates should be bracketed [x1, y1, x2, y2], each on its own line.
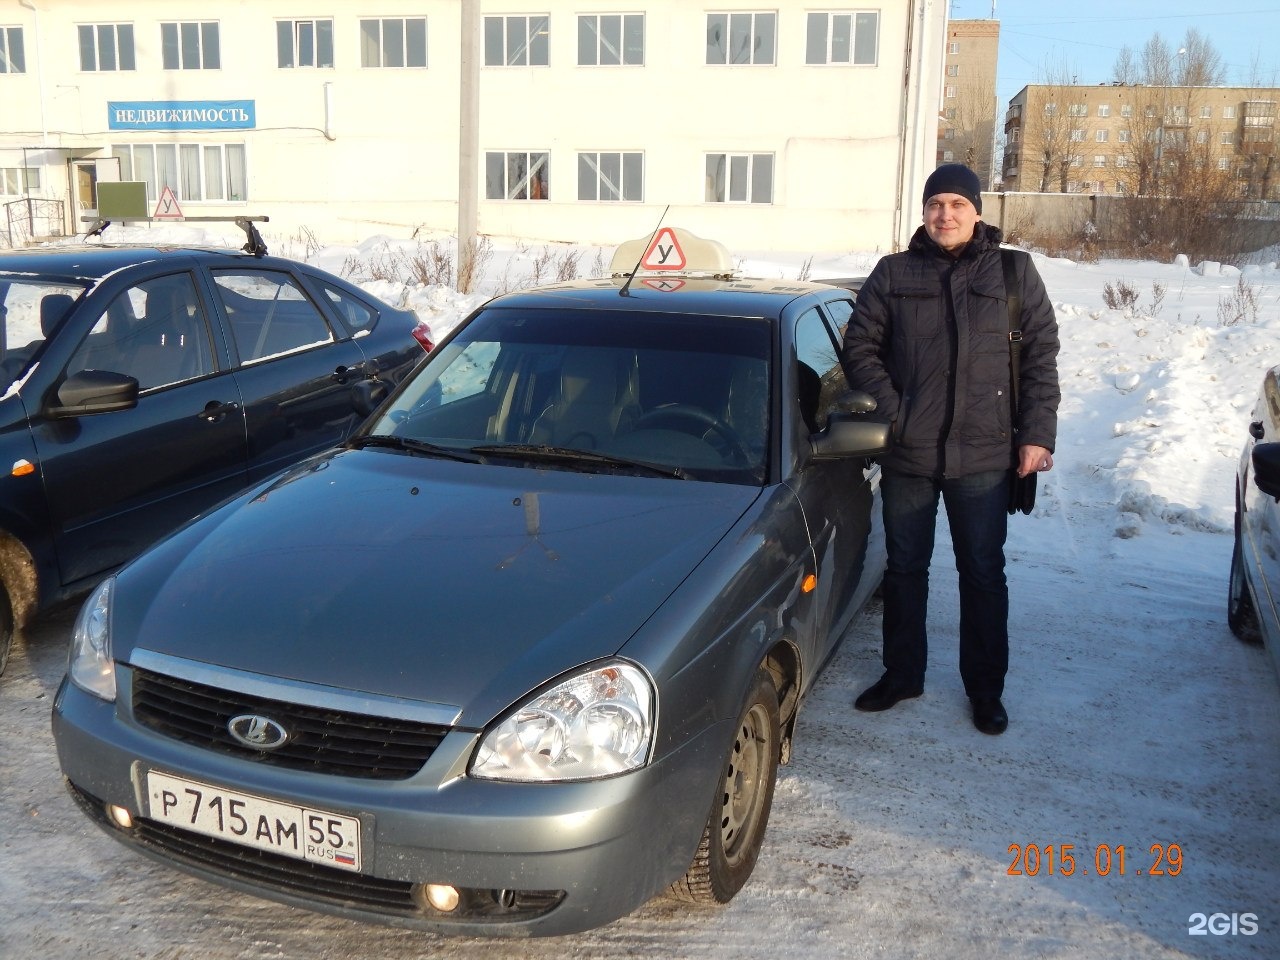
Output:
[1, 224, 1278, 959]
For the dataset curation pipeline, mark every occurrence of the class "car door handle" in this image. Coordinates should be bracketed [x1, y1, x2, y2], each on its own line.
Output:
[331, 363, 369, 384]
[200, 400, 241, 423]
[1250, 421, 1266, 440]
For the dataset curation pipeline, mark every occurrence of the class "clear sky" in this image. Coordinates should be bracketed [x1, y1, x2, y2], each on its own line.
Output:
[950, 1, 1280, 109]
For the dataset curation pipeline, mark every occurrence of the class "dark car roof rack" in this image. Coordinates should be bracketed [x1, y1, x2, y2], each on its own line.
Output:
[79, 215, 271, 257]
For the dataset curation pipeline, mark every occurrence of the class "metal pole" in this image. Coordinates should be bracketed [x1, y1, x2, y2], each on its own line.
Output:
[457, 0, 480, 293]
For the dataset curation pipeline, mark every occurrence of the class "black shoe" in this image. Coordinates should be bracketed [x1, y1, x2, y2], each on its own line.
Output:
[971, 697, 1008, 735]
[854, 675, 924, 712]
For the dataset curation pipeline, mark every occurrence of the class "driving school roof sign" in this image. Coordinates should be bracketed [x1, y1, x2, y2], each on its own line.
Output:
[609, 226, 734, 277]
[108, 101, 256, 131]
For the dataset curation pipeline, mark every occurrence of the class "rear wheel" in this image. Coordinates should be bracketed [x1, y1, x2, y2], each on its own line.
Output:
[669, 668, 780, 904]
[1228, 519, 1262, 645]
[0, 580, 13, 677]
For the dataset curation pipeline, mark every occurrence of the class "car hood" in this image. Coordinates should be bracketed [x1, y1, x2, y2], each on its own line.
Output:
[116, 448, 762, 725]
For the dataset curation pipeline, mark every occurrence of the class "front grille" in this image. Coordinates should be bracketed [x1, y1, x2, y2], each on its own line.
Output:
[132, 668, 448, 780]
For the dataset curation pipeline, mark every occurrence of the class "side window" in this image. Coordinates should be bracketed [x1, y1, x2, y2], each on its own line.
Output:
[795, 307, 847, 433]
[211, 270, 334, 364]
[67, 273, 214, 392]
[318, 281, 376, 336]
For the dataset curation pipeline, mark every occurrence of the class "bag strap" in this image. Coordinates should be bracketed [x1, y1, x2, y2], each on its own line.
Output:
[1001, 248, 1022, 420]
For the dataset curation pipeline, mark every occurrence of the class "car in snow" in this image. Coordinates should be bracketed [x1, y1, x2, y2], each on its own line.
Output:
[0, 232, 429, 675]
[51, 228, 890, 936]
[1229, 364, 1280, 683]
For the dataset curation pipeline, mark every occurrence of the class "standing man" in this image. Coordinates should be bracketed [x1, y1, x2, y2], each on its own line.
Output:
[842, 163, 1060, 735]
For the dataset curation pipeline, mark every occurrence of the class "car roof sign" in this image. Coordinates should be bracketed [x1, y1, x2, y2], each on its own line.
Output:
[609, 226, 734, 278]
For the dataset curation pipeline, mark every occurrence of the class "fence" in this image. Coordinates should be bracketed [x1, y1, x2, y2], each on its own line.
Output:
[3, 198, 66, 248]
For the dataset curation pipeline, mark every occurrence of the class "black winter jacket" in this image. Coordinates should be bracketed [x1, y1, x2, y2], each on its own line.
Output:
[842, 221, 1060, 479]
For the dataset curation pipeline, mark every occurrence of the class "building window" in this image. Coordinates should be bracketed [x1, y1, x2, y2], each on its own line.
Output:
[1144, 105, 1156, 118]
[1044, 102, 1057, 116]
[486, 151, 549, 200]
[944, 85, 956, 99]
[78, 24, 136, 71]
[578, 14, 643, 65]
[0, 167, 39, 194]
[360, 18, 426, 68]
[708, 12, 775, 65]
[485, 15, 549, 66]
[278, 19, 334, 68]
[1068, 103, 1087, 117]
[1116, 156, 1128, 167]
[1196, 130, 1209, 144]
[1121, 103, 1133, 117]
[945, 107, 956, 120]
[948, 40, 959, 54]
[804, 11, 877, 65]
[946, 63, 959, 77]
[1118, 129, 1131, 143]
[1096, 129, 1109, 142]
[1199, 105, 1212, 118]
[577, 151, 643, 201]
[705, 153, 773, 203]
[1223, 106, 1237, 119]
[1094, 155, 1106, 167]
[1218, 157, 1230, 171]
[1070, 129, 1085, 142]
[161, 22, 220, 70]
[1069, 155, 1082, 167]
[112, 142, 247, 203]
[1, 25, 25, 72]
[1098, 104, 1110, 117]
[1221, 131, 1235, 145]
[942, 150, 954, 162]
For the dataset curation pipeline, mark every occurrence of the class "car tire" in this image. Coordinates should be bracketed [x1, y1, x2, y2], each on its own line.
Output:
[1228, 517, 1263, 646]
[669, 668, 780, 904]
[0, 579, 13, 677]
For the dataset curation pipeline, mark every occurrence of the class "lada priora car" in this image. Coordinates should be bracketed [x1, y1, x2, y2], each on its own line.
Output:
[53, 228, 889, 936]
[1229, 363, 1280, 683]
[0, 230, 427, 674]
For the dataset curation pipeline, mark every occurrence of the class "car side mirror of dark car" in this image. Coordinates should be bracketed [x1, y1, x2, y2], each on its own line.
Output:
[809, 411, 892, 460]
[1252, 442, 1280, 499]
[352, 379, 389, 417]
[46, 370, 139, 419]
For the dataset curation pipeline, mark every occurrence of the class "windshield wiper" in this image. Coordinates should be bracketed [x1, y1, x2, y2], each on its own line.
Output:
[469, 443, 691, 480]
[349, 434, 486, 464]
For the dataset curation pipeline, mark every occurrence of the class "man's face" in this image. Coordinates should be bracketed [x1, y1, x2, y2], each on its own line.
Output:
[923, 193, 980, 253]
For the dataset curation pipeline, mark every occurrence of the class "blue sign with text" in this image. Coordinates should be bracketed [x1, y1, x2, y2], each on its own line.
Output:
[108, 101, 256, 131]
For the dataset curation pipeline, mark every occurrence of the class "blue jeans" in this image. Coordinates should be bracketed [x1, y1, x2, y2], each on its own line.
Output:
[880, 469, 1009, 699]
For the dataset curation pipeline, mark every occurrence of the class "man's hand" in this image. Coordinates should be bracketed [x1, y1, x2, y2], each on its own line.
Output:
[1017, 444, 1053, 478]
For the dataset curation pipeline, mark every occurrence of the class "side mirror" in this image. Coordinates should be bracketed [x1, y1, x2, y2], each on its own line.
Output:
[352, 379, 389, 417]
[1252, 442, 1280, 499]
[46, 369, 139, 418]
[810, 411, 892, 460]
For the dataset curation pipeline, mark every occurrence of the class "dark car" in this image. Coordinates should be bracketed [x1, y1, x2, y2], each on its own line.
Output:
[1229, 364, 1280, 683]
[52, 228, 889, 936]
[0, 240, 428, 674]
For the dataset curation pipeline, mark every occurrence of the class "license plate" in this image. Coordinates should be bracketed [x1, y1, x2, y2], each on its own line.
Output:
[144, 771, 362, 872]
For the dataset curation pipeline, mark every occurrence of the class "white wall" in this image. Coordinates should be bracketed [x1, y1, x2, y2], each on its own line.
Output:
[1, 1, 944, 253]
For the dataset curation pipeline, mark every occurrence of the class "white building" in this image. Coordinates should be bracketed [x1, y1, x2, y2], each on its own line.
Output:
[1, 1, 945, 253]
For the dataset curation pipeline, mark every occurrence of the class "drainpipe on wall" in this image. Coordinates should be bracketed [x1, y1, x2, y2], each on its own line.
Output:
[18, 1, 47, 147]
[323, 82, 336, 141]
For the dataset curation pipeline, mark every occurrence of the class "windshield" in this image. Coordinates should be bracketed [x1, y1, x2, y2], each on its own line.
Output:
[368, 306, 772, 484]
[0, 278, 88, 391]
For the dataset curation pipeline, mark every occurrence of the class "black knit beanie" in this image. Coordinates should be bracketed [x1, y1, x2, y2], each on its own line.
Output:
[922, 163, 982, 214]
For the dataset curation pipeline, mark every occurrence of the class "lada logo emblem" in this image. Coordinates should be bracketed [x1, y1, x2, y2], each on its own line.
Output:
[227, 714, 289, 750]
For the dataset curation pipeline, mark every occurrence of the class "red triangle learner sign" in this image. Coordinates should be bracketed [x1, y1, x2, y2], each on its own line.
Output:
[641, 227, 686, 271]
[153, 186, 184, 220]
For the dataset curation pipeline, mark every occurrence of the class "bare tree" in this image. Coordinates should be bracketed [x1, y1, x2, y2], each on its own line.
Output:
[1026, 59, 1088, 193]
[1141, 34, 1175, 86]
[946, 76, 999, 187]
[1176, 29, 1225, 86]
[1111, 47, 1138, 85]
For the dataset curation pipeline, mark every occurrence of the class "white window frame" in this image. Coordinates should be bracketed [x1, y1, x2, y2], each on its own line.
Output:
[1098, 104, 1110, 117]
[112, 142, 247, 203]
[1, 25, 26, 73]
[78, 23, 135, 72]
[577, 151, 643, 201]
[160, 21, 220, 70]
[485, 15, 550, 66]
[804, 11, 878, 66]
[0, 167, 39, 194]
[485, 151, 549, 200]
[1223, 106, 1237, 119]
[705, 152, 773, 204]
[1068, 103, 1087, 117]
[1095, 129, 1109, 143]
[1093, 155, 1106, 168]
[707, 12, 776, 65]
[948, 40, 959, 54]
[1070, 130, 1085, 142]
[1121, 104, 1133, 117]
[577, 13, 643, 66]
[360, 18, 427, 68]
[278, 19, 334, 69]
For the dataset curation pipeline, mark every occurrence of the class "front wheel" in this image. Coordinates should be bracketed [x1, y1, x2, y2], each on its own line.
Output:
[669, 668, 780, 904]
[1228, 517, 1262, 645]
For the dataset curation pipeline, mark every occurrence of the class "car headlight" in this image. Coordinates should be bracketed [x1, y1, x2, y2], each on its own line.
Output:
[68, 578, 116, 702]
[471, 661, 655, 782]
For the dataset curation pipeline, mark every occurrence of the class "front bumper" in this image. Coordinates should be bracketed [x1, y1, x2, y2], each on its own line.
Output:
[52, 670, 730, 937]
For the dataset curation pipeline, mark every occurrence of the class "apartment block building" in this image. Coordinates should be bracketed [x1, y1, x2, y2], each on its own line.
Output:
[1002, 82, 1279, 199]
[937, 19, 998, 188]
[0, 2, 946, 252]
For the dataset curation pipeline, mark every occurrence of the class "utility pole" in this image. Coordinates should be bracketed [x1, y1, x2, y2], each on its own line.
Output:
[457, 0, 480, 293]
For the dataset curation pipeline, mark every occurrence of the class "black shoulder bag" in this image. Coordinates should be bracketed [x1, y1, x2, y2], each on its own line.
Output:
[1003, 248, 1037, 516]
